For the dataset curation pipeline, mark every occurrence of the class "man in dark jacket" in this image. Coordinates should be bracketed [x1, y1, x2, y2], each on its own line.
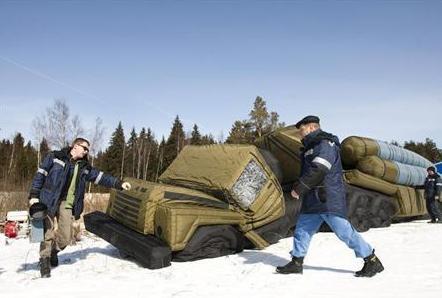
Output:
[417, 166, 442, 223]
[276, 116, 384, 277]
[29, 137, 131, 278]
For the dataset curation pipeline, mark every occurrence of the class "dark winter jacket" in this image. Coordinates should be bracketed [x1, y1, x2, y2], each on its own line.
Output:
[292, 129, 347, 218]
[418, 173, 442, 200]
[29, 148, 123, 219]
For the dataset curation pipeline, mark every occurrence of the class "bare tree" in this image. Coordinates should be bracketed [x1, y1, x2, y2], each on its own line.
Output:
[48, 99, 70, 148]
[136, 137, 143, 179]
[31, 117, 46, 166]
[143, 142, 151, 180]
[71, 115, 85, 140]
[120, 145, 125, 180]
[87, 117, 105, 193]
[7, 141, 15, 176]
[132, 142, 137, 178]
[217, 130, 225, 144]
[88, 117, 105, 158]
[32, 99, 84, 149]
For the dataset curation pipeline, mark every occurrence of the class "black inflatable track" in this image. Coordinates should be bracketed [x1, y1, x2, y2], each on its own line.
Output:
[173, 225, 245, 262]
[346, 184, 399, 232]
[84, 211, 172, 269]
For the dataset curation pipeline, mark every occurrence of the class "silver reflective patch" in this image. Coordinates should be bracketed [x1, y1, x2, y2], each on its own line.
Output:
[94, 171, 104, 184]
[54, 158, 66, 168]
[312, 157, 332, 170]
[304, 149, 314, 156]
[231, 160, 268, 210]
[37, 168, 48, 176]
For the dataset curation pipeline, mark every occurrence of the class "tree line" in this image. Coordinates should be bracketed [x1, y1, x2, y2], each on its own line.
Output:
[1, 97, 441, 192]
[0, 96, 286, 191]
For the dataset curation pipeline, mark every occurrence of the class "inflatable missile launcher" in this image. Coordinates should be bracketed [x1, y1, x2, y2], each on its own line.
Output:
[257, 126, 433, 230]
[85, 144, 301, 269]
[341, 136, 433, 220]
[85, 125, 432, 269]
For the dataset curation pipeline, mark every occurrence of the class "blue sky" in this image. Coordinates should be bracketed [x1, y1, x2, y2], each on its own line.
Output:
[1, 1, 441, 150]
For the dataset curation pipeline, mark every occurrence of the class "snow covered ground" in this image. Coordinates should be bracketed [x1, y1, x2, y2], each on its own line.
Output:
[1, 220, 441, 298]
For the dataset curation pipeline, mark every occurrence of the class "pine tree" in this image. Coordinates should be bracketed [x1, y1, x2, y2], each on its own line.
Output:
[0, 139, 12, 189]
[226, 96, 285, 144]
[270, 111, 285, 131]
[102, 122, 126, 178]
[249, 96, 284, 138]
[37, 138, 50, 166]
[137, 128, 146, 179]
[225, 120, 254, 144]
[190, 124, 202, 145]
[143, 128, 157, 180]
[249, 96, 270, 138]
[201, 134, 216, 145]
[8, 133, 24, 179]
[155, 137, 166, 180]
[404, 138, 442, 163]
[22, 141, 37, 186]
[163, 116, 185, 169]
[126, 127, 138, 178]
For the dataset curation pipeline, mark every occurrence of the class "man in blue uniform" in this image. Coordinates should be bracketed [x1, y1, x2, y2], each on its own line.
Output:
[417, 166, 442, 223]
[29, 137, 131, 278]
[276, 116, 384, 277]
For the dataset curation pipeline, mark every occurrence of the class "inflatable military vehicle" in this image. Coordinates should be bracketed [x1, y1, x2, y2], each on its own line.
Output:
[84, 125, 433, 269]
[256, 126, 433, 231]
[85, 144, 302, 269]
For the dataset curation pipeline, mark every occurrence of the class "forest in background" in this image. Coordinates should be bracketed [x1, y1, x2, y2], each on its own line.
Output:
[0, 96, 285, 192]
[0, 97, 440, 193]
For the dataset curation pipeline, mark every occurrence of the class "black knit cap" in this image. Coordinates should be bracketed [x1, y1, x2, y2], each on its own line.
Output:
[427, 166, 436, 172]
[295, 115, 320, 129]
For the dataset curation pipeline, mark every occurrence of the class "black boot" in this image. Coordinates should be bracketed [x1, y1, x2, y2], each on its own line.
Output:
[50, 250, 59, 267]
[39, 257, 51, 278]
[276, 256, 304, 274]
[355, 251, 384, 277]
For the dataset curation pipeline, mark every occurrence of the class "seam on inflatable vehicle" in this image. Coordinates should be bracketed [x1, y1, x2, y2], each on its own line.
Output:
[268, 136, 299, 160]
[381, 159, 387, 180]
[163, 191, 229, 209]
[360, 137, 367, 159]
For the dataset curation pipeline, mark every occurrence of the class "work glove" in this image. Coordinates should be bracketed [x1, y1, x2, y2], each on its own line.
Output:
[436, 196, 440, 202]
[29, 198, 39, 206]
[121, 182, 131, 191]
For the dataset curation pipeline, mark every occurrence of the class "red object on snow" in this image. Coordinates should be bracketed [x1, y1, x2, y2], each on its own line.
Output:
[5, 221, 18, 238]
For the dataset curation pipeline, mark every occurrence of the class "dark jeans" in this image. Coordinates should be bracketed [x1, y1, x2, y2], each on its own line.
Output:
[426, 198, 441, 221]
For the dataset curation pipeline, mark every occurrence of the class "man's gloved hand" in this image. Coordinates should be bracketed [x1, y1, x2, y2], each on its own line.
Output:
[121, 182, 131, 191]
[436, 196, 440, 202]
[29, 198, 39, 206]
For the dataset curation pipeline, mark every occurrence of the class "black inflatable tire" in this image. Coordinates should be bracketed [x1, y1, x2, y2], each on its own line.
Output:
[346, 184, 398, 232]
[173, 225, 244, 262]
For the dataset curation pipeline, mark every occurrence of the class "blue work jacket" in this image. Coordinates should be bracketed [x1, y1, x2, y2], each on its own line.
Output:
[298, 129, 347, 218]
[29, 148, 121, 219]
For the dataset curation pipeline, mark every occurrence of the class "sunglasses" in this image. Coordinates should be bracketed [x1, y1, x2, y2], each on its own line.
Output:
[78, 144, 89, 153]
